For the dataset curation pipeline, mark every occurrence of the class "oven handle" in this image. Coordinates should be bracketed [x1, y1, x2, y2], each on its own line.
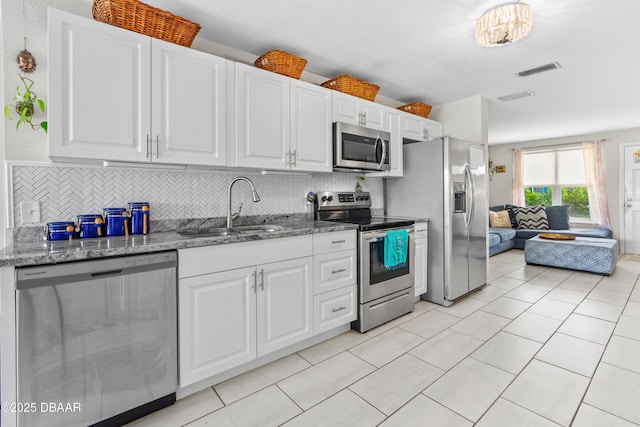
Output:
[362, 227, 414, 241]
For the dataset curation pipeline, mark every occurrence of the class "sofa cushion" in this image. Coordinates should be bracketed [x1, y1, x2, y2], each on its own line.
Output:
[488, 233, 501, 247]
[490, 205, 506, 212]
[546, 205, 570, 230]
[489, 210, 512, 228]
[512, 205, 549, 230]
[490, 227, 516, 242]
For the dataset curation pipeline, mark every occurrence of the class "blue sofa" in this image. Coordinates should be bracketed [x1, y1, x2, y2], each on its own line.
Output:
[489, 205, 613, 256]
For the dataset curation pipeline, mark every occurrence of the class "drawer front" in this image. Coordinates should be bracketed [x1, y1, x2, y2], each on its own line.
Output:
[415, 222, 428, 238]
[313, 249, 356, 294]
[314, 285, 357, 334]
[313, 230, 357, 254]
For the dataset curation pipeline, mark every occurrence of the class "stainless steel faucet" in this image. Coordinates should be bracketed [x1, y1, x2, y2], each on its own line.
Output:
[227, 176, 260, 228]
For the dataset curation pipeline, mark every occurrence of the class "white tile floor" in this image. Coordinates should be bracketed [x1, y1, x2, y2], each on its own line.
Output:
[129, 250, 640, 426]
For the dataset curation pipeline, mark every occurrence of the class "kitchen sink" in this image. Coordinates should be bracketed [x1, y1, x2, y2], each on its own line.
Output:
[234, 224, 290, 233]
[177, 228, 238, 238]
[178, 224, 291, 238]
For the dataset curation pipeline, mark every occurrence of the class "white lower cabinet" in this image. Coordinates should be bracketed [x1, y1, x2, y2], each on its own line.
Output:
[414, 223, 428, 297]
[312, 230, 358, 334]
[257, 258, 313, 356]
[178, 236, 312, 387]
[179, 267, 257, 386]
[314, 286, 357, 334]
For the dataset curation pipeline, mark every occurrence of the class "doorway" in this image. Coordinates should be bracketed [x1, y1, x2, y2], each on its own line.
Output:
[621, 143, 640, 255]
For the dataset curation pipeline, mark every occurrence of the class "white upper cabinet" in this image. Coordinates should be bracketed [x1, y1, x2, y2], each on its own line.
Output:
[48, 8, 226, 166]
[230, 63, 331, 172]
[290, 80, 332, 172]
[399, 110, 443, 142]
[332, 91, 388, 131]
[48, 8, 150, 162]
[151, 39, 226, 165]
[232, 63, 290, 169]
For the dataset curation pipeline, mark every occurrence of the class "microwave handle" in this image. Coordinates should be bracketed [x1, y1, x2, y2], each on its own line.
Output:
[377, 134, 387, 170]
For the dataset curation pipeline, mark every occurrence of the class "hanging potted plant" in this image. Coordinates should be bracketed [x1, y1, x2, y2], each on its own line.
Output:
[3, 74, 47, 133]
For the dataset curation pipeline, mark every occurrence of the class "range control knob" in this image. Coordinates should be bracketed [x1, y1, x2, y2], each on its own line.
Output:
[321, 196, 327, 202]
[327, 195, 334, 201]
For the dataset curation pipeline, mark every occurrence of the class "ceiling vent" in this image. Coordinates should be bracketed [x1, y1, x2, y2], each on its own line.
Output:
[498, 90, 534, 101]
[515, 62, 561, 77]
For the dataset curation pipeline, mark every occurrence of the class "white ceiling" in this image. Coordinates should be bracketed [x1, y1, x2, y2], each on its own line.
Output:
[144, 0, 639, 145]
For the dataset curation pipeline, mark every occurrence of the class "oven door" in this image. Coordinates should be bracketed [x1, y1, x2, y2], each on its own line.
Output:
[359, 226, 415, 303]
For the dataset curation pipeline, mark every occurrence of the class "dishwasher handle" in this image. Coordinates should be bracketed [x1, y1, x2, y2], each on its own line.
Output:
[91, 269, 124, 278]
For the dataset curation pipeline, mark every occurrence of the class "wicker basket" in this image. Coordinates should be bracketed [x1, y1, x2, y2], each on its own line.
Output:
[397, 102, 432, 118]
[254, 50, 307, 79]
[92, 0, 201, 47]
[321, 74, 379, 101]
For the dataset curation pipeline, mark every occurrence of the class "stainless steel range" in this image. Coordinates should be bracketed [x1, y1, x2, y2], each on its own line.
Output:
[314, 191, 415, 332]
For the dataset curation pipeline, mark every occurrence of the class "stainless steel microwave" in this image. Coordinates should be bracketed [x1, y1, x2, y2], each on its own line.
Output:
[333, 122, 391, 172]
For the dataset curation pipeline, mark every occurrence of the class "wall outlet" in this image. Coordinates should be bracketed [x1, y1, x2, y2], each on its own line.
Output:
[20, 201, 41, 224]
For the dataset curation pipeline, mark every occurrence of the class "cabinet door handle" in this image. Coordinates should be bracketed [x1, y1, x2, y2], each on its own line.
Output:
[259, 269, 264, 291]
[291, 150, 296, 167]
[331, 268, 346, 275]
[332, 306, 347, 313]
[251, 270, 257, 293]
[331, 239, 346, 244]
[155, 135, 159, 159]
[286, 150, 291, 167]
[146, 135, 150, 158]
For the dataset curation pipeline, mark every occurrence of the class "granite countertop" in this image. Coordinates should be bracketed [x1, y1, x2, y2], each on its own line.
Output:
[0, 216, 358, 268]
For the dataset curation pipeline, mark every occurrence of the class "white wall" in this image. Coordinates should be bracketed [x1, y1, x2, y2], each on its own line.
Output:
[430, 95, 489, 144]
[488, 127, 640, 241]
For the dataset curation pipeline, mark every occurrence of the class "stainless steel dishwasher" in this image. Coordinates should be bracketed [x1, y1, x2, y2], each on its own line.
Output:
[16, 251, 177, 427]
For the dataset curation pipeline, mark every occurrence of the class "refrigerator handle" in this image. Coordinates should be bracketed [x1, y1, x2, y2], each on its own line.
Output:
[464, 164, 474, 229]
[465, 163, 476, 229]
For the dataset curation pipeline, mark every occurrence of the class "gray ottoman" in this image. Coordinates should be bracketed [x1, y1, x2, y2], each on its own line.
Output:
[524, 236, 618, 275]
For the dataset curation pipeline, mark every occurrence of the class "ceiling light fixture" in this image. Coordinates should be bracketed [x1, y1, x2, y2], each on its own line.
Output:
[476, 3, 532, 47]
[498, 90, 534, 101]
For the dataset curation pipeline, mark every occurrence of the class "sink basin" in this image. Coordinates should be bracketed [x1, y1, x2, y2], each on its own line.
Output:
[234, 224, 291, 233]
[178, 224, 291, 238]
[178, 228, 238, 238]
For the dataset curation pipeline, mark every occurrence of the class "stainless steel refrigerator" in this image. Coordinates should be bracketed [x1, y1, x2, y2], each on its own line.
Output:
[386, 136, 487, 306]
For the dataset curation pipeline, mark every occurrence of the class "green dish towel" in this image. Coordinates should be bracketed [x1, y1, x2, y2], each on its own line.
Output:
[384, 229, 408, 270]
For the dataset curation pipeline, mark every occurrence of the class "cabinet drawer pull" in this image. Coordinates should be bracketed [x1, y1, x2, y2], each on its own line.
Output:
[331, 239, 346, 244]
[332, 306, 347, 313]
[331, 268, 346, 275]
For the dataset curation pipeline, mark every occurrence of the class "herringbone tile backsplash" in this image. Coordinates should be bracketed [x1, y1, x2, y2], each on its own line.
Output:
[10, 164, 384, 226]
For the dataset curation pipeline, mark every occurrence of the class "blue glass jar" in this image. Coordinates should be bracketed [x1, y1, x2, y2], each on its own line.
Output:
[46, 221, 75, 241]
[77, 214, 104, 238]
[103, 208, 128, 236]
[128, 202, 150, 235]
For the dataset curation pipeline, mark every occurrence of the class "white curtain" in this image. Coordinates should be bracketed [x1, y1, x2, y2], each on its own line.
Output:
[582, 141, 611, 228]
[512, 148, 525, 206]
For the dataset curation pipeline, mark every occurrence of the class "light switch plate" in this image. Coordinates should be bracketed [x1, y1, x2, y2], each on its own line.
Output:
[20, 200, 41, 224]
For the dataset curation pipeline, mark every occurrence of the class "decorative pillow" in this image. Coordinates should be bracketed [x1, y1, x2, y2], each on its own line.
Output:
[512, 205, 549, 230]
[546, 205, 570, 230]
[489, 210, 512, 228]
[504, 204, 520, 228]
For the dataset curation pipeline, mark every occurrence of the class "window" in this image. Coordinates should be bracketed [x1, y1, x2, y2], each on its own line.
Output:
[522, 146, 590, 222]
